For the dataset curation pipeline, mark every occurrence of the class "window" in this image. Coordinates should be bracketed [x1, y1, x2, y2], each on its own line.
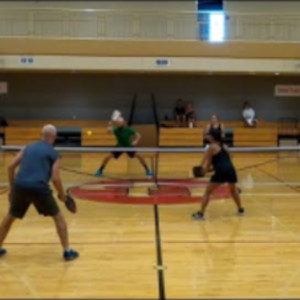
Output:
[209, 12, 225, 42]
[197, 0, 225, 42]
[198, 0, 223, 12]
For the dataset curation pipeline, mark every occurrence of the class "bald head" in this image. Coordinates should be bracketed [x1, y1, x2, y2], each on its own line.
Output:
[42, 124, 57, 144]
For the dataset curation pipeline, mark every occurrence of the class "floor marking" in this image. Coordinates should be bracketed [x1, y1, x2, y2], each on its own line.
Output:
[1, 261, 39, 299]
[5, 240, 300, 245]
[249, 180, 300, 244]
[153, 204, 166, 300]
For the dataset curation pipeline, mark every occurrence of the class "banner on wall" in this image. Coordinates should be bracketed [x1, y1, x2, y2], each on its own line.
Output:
[0, 82, 7, 95]
[275, 85, 300, 97]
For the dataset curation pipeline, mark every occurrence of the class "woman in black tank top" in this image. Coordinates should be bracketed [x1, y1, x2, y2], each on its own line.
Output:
[205, 114, 225, 138]
[192, 131, 244, 220]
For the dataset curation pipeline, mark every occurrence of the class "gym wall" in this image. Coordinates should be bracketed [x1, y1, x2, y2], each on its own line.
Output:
[0, 73, 300, 123]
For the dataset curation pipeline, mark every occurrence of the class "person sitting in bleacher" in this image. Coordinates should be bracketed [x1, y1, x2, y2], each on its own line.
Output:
[185, 103, 197, 128]
[174, 98, 186, 127]
[242, 102, 258, 127]
[205, 114, 225, 139]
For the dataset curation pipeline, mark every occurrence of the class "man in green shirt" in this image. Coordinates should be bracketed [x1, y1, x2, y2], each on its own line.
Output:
[96, 117, 153, 177]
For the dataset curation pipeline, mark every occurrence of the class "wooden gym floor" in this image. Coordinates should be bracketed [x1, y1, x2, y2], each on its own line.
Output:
[1, 151, 300, 299]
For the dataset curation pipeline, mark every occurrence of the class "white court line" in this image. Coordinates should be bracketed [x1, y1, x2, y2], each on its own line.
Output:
[248, 188, 300, 297]
[242, 193, 299, 197]
[1, 261, 39, 299]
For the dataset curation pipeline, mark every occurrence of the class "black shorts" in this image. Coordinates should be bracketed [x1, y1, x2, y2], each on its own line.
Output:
[112, 151, 136, 159]
[210, 168, 238, 184]
[10, 185, 60, 219]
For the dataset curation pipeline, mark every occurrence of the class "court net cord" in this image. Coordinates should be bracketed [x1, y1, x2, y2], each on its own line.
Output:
[2, 145, 300, 153]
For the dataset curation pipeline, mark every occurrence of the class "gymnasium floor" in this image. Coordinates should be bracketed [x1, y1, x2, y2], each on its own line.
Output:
[1, 151, 300, 299]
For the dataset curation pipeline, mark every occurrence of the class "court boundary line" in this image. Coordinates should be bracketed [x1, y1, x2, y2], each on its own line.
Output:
[154, 204, 166, 300]
[256, 167, 300, 193]
[249, 165, 300, 298]
[249, 165, 300, 243]
[0, 261, 39, 299]
[5, 240, 300, 245]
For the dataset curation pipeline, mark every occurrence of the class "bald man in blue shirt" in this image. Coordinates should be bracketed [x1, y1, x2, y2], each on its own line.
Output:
[0, 124, 78, 261]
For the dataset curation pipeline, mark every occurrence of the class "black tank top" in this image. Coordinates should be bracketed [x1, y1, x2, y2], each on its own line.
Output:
[209, 123, 222, 136]
[212, 146, 234, 172]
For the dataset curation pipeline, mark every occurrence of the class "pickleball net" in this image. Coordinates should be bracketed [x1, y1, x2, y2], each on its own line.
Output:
[2, 145, 300, 205]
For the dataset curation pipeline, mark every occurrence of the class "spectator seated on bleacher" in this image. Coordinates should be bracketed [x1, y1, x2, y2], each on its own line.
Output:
[185, 103, 197, 128]
[174, 98, 186, 127]
[242, 102, 258, 128]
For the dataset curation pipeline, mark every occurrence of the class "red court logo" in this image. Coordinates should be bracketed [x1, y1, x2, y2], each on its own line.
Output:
[69, 179, 231, 205]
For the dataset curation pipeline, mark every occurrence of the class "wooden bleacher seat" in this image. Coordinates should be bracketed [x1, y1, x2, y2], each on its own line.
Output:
[4, 121, 111, 146]
[234, 128, 278, 147]
[162, 120, 278, 129]
[81, 128, 116, 146]
[159, 128, 203, 147]
[5, 127, 41, 146]
[278, 119, 299, 136]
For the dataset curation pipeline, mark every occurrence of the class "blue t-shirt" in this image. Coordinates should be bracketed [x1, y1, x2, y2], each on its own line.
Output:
[15, 141, 59, 192]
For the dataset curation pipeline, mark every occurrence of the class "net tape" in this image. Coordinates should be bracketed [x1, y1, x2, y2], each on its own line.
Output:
[2, 145, 300, 153]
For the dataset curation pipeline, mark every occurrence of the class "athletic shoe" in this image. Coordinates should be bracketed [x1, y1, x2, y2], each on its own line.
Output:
[192, 211, 204, 221]
[64, 249, 79, 261]
[95, 169, 103, 177]
[238, 208, 245, 216]
[0, 248, 7, 258]
[146, 170, 154, 177]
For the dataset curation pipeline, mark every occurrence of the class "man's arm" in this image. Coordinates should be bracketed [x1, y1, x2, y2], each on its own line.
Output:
[132, 132, 141, 146]
[51, 159, 66, 202]
[107, 121, 114, 134]
[8, 149, 24, 188]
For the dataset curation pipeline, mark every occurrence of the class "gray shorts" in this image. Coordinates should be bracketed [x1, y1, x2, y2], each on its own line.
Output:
[10, 185, 60, 219]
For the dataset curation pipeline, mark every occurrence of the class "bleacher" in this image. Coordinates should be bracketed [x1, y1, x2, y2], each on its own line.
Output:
[159, 128, 204, 147]
[2, 119, 300, 148]
[159, 120, 299, 147]
[3, 120, 114, 147]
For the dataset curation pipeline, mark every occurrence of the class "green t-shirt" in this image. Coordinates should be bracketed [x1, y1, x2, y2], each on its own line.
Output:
[113, 126, 137, 147]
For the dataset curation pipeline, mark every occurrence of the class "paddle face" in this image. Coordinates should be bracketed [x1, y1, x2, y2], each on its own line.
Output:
[111, 110, 121, 121]
[193, 166, 205, 178]
[65, 195, 77, 214]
